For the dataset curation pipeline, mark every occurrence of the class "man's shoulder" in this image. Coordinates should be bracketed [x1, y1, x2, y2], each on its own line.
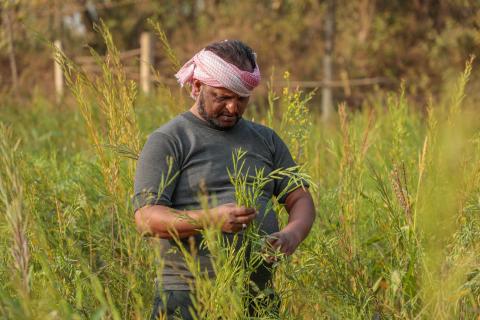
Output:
[242, 118, 276, 136]
[151, 113, 189, 138]
[241, 119, 280, 143]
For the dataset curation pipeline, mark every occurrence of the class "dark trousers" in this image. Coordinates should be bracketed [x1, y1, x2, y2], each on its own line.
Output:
[150, 290, 194, 320]
[150, 264, 279, 319]
[149, 289, 279, 320]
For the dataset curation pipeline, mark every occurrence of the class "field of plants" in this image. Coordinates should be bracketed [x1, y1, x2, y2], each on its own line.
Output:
[1, 26, 479, 319]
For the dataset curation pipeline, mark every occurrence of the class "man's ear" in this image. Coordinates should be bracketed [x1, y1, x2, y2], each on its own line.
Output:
[192, 79, 202, 98]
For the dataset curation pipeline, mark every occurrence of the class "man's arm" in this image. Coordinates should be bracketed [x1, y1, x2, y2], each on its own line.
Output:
[135, 203, 257, 239]
[267, 187, 315, 256]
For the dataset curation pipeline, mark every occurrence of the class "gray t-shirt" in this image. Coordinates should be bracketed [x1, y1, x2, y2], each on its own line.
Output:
[133, 111, 300, 290]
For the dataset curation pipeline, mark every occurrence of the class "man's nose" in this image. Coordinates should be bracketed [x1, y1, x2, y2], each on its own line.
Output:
[226, 100, 239, 114]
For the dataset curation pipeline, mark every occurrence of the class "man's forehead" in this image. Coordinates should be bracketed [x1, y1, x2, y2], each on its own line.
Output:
[208, 85, 239, 97]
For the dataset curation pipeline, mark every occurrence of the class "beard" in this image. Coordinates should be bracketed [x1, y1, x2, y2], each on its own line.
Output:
[197, 91, 241, 130]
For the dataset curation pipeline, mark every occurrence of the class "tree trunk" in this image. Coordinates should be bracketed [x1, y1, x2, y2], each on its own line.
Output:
[2, 3, 18, 94]
[321, 0, 336, 122]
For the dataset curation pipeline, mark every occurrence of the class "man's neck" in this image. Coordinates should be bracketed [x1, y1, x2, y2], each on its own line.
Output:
[189, 104, 205, 122]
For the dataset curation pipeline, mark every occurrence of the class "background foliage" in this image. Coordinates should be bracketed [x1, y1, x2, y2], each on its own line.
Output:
[1, 0, 480, 106]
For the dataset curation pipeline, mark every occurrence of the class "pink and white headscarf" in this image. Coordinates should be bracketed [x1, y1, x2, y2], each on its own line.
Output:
[175, 48, 261, 98]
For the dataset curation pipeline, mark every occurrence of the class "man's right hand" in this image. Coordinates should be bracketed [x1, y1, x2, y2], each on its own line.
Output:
[212, 203, 257, 233]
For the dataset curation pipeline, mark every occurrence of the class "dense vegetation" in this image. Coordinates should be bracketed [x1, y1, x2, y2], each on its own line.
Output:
[1, 21, 479, 319]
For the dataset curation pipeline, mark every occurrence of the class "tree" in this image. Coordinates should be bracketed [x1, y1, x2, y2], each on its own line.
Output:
[1, 0, 18, 94]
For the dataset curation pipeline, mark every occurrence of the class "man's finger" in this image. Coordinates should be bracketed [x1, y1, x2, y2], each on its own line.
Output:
[235, 213, 256, 224]
[272, 238, 283, 249]
[266, 233, 280, 245]
[234, 207, 256, 216]
[262, 237, 285, 263]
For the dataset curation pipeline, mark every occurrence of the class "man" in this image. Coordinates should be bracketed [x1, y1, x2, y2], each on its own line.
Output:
[133, 40, 316, 319]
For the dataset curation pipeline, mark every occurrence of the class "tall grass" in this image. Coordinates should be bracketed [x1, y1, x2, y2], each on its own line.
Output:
[0, 124, 30, 311]
[0, 24, 479, 319]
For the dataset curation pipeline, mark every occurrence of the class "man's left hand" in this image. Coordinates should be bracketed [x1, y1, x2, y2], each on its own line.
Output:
[263, 187, 316, 263]
[264, 229, 301, 261]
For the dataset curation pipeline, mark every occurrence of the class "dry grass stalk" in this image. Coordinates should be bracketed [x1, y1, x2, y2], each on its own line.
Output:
[390, 163, 412, 224]
[54, 21, 140, 193]
[53, 21, 142, 258]
[360, 107, 375, 158]
[448, 55, 475, 123]
[0, 124, 30, 297]
[149, 19, 181, 73]
[338, 103, 351, 171]
[413, 136, 429, 230]
[337, 103, 358, 259]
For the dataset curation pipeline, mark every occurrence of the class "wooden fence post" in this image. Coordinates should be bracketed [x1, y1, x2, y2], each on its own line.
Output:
[140, 32, 153, 94]
[321, 0, 336, 122]
[54, 40, 64, 102]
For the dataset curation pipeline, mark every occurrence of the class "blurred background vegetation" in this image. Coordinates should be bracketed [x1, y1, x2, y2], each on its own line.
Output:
[1, 0, 479, 109]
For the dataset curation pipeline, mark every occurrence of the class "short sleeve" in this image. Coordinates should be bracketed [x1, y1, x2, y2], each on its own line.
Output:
[271, 131, 309, 203]
[132, 131, 181, 212]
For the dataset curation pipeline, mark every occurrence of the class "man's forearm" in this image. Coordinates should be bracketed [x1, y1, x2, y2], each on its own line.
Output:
[135, 205, 205, 239]
[265, 188, 315, 258]
[283, 188, 316, 243]
[135, 203, 257, 239]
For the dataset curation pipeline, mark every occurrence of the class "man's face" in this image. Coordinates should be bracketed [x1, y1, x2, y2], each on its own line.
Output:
[196, 85, 250, 130]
